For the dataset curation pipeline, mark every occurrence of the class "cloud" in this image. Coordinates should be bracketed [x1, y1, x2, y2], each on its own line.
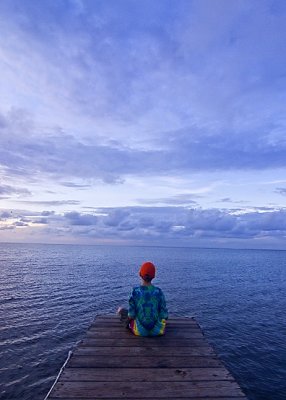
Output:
[220, 198, 232, 203]
[14, 221, 29, 227]
[2, 107, 286, 195]
[275, 187, 286, 195]
[252, 206, 279, 211]
[60, 182, 91, 188]
[1, 1, 286, 186]
[0, 211, 12, 219]
[163, 127, 286, 172]
[104, 209, 130, 227]
[2, 204, 286, 247]
[37, 206, 286, 242]
[64, 211, 98, 226]
[41, 210, 55, 216]
[0, 208, 55, 224]
[219, 197, 249, 204]
[0, 225, 14, 231]
[0, 109, 156, 183]
[33, 218, 48, 224]
[0, 184, 31, 197]
[15, 200, 81, 206]
[137, 193, 200, 205]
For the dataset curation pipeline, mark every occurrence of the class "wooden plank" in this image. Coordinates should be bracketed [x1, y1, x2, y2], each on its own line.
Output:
[60, 367, 234, 382]
[67, 355, 223, 368]
[87, 328, 203, 336]
[88, 324, 201, 330]
[49, 397, 245, 400]
[80, 337, 210, 347]
[86, 330, 204, 343]
[89, 324, 201, 331]
[92, 318, 198, 325]
[97, 321, 199, 325]
[95, 316, 196, 321]
[86, 331, 205, 340]
[92, 321, 199, 328]
[91, 318, 196, 324]
[74, 346, 215, 357]
[95, 315, 194, 319]
[50, 380, 245, 398]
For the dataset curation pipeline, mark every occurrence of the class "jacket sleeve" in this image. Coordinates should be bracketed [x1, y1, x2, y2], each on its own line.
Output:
[128, 289, 136, 319]
[159, 289, 168, 320]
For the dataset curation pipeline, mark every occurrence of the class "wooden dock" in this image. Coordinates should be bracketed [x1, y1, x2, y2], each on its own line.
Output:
[46, 315, 247, 399]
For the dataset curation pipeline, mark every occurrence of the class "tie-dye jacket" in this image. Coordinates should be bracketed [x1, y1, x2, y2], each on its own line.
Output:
[128, 285, 168, 336]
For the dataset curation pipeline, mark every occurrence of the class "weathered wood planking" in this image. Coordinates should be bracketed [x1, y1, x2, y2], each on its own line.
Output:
[60, 367, 233, 381]
[46, 315, 247, 399]
[73, 346, 215, 356]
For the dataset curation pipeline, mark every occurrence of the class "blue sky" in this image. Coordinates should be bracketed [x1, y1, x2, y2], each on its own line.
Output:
[1, 0, 286, 249]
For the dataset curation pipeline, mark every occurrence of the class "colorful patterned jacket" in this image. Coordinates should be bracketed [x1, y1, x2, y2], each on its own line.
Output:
[128, 285, 168, 336]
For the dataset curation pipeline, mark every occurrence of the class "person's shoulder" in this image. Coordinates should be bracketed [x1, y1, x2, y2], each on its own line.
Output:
[131, 285, 142, 293]
[152, 285, 164, 294]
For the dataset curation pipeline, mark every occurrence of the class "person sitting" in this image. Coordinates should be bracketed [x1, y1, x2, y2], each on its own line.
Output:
[118, 261, 168, 336]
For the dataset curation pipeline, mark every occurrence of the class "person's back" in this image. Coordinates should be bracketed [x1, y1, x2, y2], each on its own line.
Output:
[127, 261, 168, 336]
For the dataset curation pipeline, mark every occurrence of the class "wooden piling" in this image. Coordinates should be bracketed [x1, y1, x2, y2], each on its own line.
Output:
[46, 315, 247, 399]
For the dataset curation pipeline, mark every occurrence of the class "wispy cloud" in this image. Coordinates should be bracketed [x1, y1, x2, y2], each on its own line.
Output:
[219, 197, 249, 204]
[60, 182, 91, 188]
[0, 184, 31, 197]
[137, 193, 200, 205]
[15, 200, 81, 206]
[2, 108, 286, 191]
[275, 187, 286, 195]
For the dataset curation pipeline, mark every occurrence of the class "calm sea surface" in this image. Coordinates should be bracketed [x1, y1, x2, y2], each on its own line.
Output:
[0, 243, 285, 400]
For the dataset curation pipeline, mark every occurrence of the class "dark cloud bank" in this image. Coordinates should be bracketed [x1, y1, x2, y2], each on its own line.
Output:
[1, 206, 286, 249]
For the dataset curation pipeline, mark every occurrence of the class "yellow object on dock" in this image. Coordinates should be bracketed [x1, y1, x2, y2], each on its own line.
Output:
[46, 315, 247, 399]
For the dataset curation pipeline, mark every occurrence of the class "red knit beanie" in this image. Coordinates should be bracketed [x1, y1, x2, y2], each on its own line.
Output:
[139, 261, 156, 281]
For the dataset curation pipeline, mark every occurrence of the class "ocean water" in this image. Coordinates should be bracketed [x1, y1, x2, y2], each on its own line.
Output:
[0, 243, 285, 400]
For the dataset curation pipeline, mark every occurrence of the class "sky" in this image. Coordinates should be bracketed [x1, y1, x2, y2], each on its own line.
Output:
[1, 0, 286, 249]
